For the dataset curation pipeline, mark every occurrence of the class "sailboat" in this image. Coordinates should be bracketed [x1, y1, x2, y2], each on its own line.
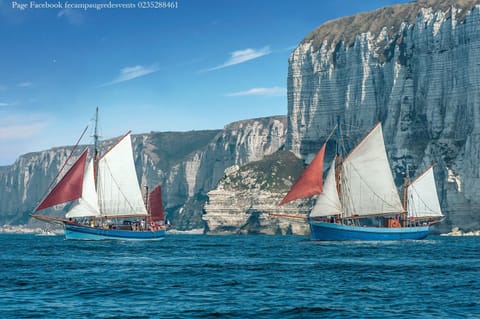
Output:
[30, 108, 167, 240]
[279, 121, 444, 241]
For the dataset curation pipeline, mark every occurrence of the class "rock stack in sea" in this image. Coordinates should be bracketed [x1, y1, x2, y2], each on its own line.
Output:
[203, 151, 310, 235]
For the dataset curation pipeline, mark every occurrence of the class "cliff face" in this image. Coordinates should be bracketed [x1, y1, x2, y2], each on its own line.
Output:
[286, 0, 480, 231]
[0, 116, 287, 230]
[0, 147, 80, 224]
[136, 116, 287, 230]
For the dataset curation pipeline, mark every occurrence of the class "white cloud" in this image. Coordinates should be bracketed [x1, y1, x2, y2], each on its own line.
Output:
[206, 46, 271, 71]
[17, 81, 33, 88]
[0, 115, 48, 140]
[57, 9, 84, 26]
[100, 64, 158, 87]
[0, 102, 9, 107]
[226, 86, 286, 97]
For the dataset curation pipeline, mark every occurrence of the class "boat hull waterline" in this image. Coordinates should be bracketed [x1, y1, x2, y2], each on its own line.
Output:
[64, 223, 166, 241]
[309, 220, 429, 241]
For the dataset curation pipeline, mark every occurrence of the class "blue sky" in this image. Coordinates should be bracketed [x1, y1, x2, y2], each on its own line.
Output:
[0, 0, 410, 165]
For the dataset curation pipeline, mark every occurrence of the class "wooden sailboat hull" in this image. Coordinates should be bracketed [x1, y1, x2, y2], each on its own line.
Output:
[309, 220, 429, 241]
[64, 223, 166, 241]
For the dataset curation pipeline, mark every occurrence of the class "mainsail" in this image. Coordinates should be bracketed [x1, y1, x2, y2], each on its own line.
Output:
[407, 166, 443, 218]
[35, 149, 89, 211]
[279, 144, 326, 205]
[341, 123, 404, 217]
[97, 133, 147, 217]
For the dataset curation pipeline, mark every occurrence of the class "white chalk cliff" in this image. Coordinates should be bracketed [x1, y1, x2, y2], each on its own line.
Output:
[285, 0, 480, 232]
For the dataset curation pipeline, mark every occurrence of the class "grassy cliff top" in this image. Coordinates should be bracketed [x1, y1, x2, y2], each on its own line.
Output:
[302, 0, 478, 48]
[222, 150, 305, 192]
[137, 130, 220, 167]
[223, 115, 287, 130]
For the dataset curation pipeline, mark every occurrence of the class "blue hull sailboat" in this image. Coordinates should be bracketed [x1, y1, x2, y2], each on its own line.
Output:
[64, 223, 166, 241]
[279, 120, 443, 241]
[309, 221, 429, 241]
[31, 108, 167, 240]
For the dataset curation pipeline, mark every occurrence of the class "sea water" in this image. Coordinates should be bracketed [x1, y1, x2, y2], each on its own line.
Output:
[0, 234, 479, 318]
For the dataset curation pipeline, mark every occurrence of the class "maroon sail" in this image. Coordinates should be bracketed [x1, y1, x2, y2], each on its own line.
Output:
[35, 149, 88, 211]
[149, 184, 165, 222]
[279, 143, 326, 205]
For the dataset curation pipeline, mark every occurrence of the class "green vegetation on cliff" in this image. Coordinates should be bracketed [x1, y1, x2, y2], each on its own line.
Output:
[141, 130, 220, 169]
[222, 150, 305, 192]
[303, 0, 478, 49]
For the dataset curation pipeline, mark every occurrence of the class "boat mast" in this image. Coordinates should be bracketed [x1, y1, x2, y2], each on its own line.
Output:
[402, 156, 410, 226]
[145, 185, 150, 224]
[92, 107, 100, 224]
[93, 107, 100, 187]
[402, 158, 409, 209]
[335, 116, 343, 220]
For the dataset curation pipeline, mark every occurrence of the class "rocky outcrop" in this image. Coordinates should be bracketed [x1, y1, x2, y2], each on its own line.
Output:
[0, 116, 287, 230]
[441, 226, 480, 236]
[203, 151, 310, 235]
[286, 0, 480, 232]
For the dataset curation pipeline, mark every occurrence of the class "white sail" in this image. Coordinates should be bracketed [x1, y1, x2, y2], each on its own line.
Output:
[310, 159, 342, 217]
[407, 166, 443, 218]
[66, 158, 100, 218]
[341, 123, 404, 217]
[97, 133, 147, 217]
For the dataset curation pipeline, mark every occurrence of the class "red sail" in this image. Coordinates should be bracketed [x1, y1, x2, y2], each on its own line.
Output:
[149, 184, 165, 222]
[279, 143, 326, 205]
[35, 149, 88, 211]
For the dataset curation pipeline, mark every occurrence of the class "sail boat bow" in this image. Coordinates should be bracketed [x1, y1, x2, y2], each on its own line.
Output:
[31, 109, 167, 240]
[280, 122, 443, 241]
